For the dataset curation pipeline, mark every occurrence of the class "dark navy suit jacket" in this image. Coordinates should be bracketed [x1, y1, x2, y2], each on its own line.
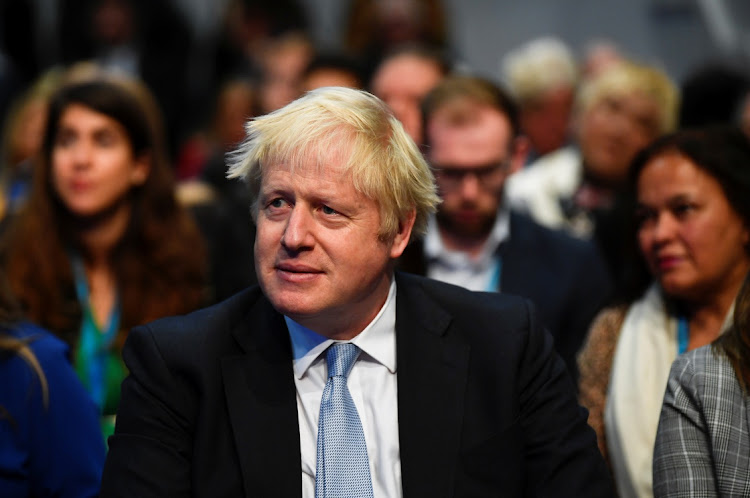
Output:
[100, 272, 613, 497]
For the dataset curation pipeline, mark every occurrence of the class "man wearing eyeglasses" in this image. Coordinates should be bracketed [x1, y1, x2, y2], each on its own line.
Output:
[399, 75, 613, 382]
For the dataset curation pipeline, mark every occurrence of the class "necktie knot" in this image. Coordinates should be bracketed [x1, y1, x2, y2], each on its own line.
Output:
[326, 343, 360, 379]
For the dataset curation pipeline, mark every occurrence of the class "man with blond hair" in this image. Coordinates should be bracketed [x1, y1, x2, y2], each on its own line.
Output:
[101, 87, 613, 497]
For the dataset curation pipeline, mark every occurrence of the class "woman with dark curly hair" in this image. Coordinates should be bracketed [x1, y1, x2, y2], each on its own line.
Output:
[1, 75, 208, 440]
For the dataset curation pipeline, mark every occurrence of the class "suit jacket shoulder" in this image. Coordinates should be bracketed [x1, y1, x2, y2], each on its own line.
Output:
[393, 272, 614, 497]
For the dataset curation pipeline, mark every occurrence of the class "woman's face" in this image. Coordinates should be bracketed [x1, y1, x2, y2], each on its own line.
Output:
[51, 104, 149, 218]
[637, 152, 750, 302]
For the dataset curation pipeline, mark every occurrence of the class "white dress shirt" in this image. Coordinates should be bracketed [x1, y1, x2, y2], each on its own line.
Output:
[424, 207, 510, 291]
[286, 279, 401, 498]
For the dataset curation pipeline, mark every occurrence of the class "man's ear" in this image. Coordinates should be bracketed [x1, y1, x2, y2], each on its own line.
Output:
[389, 209, 417, 259]
[509, 135, 530, 175]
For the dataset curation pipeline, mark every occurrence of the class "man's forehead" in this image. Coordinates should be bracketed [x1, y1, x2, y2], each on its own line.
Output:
[428, 105, 513, 157]
[261, 159, 348, 182]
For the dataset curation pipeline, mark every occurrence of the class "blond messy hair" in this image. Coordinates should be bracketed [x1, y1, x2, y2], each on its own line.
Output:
[227, 86, 440, 240]
[576, 59, 679, 134]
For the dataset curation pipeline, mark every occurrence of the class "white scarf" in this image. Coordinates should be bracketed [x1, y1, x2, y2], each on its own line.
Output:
[605, 284, 734, 498]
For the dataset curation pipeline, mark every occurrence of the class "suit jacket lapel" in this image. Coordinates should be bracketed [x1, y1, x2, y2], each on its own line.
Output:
[221, 296, 302, 497]
[395, 273, 470, 497]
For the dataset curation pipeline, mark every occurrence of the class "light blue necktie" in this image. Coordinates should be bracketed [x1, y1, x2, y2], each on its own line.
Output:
[315, 343, 374, 498]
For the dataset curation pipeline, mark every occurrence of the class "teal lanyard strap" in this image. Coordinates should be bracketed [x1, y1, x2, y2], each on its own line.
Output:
[677, 315, 689, 355]
[71, 254, 121, 409]
[486, 257, 502, 292]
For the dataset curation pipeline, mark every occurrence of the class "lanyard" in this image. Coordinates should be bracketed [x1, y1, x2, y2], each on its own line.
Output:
[486, 257, 502, 292]
[71, 254, 121, 410]
[677, 315, 689, 355]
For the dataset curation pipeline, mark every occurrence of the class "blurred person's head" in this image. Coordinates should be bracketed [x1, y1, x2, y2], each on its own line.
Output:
[501, 37, 578, 158]
[0, 69, 64, 217]
[213, 78, 257, 149]
[631, 126, 750, 306]
[39, 79, 159, 225]
[92, 0, 135, 47]
[575, 60, 678, 188]
[257, 32, 314, 114]
[421, 75, 526, 248]
[679, 61, 750, 130]
[344, 0, 448, 62]
[370, 44, 449, 144]
[302, 52, 364, 91]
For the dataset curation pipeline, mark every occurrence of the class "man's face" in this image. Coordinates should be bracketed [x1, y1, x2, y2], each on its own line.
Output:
[427, 106, 518, 240]
[370, 54, 443, 144]
[254, 158, 413, 339]
[577, 91, 661, 186]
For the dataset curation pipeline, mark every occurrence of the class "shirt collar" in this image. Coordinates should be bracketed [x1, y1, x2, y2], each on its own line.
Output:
[287, 278, 397, 380]
[424, 205, 510, 268]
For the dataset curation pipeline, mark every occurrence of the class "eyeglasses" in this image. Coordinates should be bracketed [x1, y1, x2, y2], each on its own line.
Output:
[432, 161, 510, 190]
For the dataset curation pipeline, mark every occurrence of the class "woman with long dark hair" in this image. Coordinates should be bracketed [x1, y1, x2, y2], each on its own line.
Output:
[1, 75, 208, 439]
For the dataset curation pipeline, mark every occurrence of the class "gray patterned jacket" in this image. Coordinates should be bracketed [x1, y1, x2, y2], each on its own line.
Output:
[653, 345, 750, 497]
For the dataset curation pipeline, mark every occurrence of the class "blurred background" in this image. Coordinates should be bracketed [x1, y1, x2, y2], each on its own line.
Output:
[1, 0, 748, 168]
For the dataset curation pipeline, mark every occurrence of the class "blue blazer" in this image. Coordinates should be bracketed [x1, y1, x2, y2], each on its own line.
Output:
[100, 272, 613, 497]
[0, 323, 105, 497]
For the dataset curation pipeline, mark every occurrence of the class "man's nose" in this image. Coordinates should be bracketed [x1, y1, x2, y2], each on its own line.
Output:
[459, 172, 481, 199]
[280, 205, 315, 251]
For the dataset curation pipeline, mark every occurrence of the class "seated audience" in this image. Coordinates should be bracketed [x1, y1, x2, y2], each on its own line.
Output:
[0, 275, 105, 497]
[653, 270, 750, 497]
[577, 126, 750, 497]
[505, 59, 678, 294]
[0, 75, 208, 440]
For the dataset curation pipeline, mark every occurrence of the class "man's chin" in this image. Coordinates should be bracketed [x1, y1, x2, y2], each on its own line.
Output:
[441, 214, 494, 238]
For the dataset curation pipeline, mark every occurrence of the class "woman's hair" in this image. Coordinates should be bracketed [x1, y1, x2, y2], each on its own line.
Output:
[715, 271, 750, 392]
[576, 59, 679, 135]
[1, 76, 207, 348]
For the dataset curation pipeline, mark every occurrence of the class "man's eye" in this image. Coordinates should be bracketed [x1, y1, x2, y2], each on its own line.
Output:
[268, 198, 287, 209]
[321, 205, 338, 215]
